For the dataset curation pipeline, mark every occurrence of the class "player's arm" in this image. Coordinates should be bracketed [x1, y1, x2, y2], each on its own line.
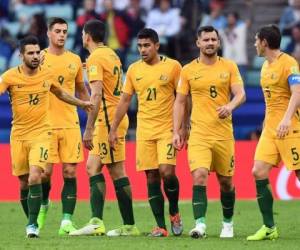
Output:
[277, 81, 300, 138]
[75, 59, 90, 101]
[50, 84, 93, 111]
[83, 80, 103, 150]
[76, 81, 90, 101]
[179, 93, 191, 147]
[108, 93, 133, 149]
[217, 84, 246, 119]
[173, 93, 188, 150]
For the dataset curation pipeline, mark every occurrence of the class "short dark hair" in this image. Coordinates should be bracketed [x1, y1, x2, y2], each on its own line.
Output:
[197, 25, 220, 38]
[83, 19, 106, 43]
[19, 35, 40, 54]
[227, 11, 239, 20]
[137, 28, 159, 43]
[257, 24, 281, 49]
[48, 17, 68, 30]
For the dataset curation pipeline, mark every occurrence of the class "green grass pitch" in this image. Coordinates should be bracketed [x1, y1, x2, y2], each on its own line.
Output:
[0, 200, 299, 250]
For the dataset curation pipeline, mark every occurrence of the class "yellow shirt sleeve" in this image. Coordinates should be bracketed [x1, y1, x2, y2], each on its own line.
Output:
[0, 73, 10, 95]
[285, 57, 300, 77]
[229, 61, 243, 86]
[172, 61, 182, 89]
[176, 67, 190, 95]
[87, 54, 104, 82]
[122, 67, 135, 95]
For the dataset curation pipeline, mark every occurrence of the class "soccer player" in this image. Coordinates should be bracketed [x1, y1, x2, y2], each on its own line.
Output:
[109, 28, 183, 237]
[247, 24, 300, 241]
[173, 26, 245, 238]
[37, 17, 90, 235]
[0, 35, 93, 238]
[70, 20, 139, 237]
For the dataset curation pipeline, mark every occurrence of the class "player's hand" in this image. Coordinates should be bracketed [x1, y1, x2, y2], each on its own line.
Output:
[81, 101, 94, 112]
[108, 130, 118, 150]
[179, 126, 190, 149]
[173, 132, 183, 150]
[276, 118, 291, 139]
[217, 104, 233, 119]
[83, 128, 94, 150]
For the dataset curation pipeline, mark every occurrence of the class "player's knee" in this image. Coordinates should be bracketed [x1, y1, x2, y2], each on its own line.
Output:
[28, 172, 41, 185]
[219, 178, 233, 192]
[108, 166, 126, 181]
[42, 170, 51, 182]
[192, 168, 208, 185]
[18, 175, 29, 190]
[146, 170, 160, 184]
[252, 166, 264, 179]
[159, 167, 175, 180]
[63, 165, 76, 178]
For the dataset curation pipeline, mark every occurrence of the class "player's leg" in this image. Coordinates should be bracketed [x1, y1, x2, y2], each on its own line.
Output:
[247, 160, 278, 240]
[11, 140, 30, 218]
[58, 163, 77, 235]
[146, 169, 168, 237]
[26, 165, 43, 238]
[70, 154, 105, 236]
[57, 128, 84, 235]
[157, 136, 182, 236]
[106, 161, 139, 236]
[136, 138, 167, 236]
[26, 138, 49, 238]
[190, 167, 209, 238]
[213, 140, 235, 238]
[216, 174, 235, 238]
[188, 140, 212, 239]
[37, 163, 52, 229]
[38, 130, 59, 229]
[247, 137, 279, 241]
[159, 164, 182, 236]
[18, 174, 29, 218]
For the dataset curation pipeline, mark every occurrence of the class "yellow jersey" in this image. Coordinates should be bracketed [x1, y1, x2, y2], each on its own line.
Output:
[260, 52, 300, 138]
[177, 57, 243, 140]
[123, 56, 182, 140]
[86, 46, 123, 126]
[0, 66, 56, 140]
[43, 49, 84, 129]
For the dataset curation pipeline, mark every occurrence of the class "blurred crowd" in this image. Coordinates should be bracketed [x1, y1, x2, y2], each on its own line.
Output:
[1, 0, 300, 72]
[0, 0, 243, 72]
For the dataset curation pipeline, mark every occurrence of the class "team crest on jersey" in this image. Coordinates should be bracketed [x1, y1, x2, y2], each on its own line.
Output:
[68, 63, 76, 71]
[89, 65, 98, 76]
[43, 80, 50, 88]
[220, 72, 229, 79]
[291, 66, 299, 74]
[270, 72, 278, 80]
[159, 74, 168, 81]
